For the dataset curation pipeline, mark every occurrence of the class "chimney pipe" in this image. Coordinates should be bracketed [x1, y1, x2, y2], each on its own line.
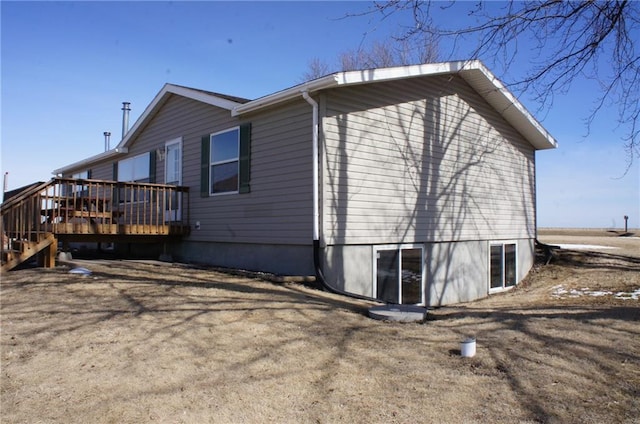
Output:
[3, 172, 8, 193]
[104, 131, 111, 151]
[121, 102, 131, 139]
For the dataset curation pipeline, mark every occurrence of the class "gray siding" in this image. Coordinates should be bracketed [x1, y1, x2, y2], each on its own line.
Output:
[323, 238, 534, 306]
[321, 75, 536, 246]
[196, 98, 314, 245]
[86, 94, 314, 246]
[173, 241, 313, 276]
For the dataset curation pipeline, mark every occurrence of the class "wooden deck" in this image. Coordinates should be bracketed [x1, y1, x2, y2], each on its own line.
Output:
[1, 178, 190, 271]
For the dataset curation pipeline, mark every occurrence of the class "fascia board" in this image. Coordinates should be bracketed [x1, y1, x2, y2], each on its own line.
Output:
[335, 60, 474, 85]
[232, 61, 479, 116]
[168, 84, 243, 111]
[114, 83, 244, 151]
[232, 75, 340, 116]
[54, 83, 245, 175]
[52, 147, 128, 175]
[234, 59, 556, 150]
[459, 63, 558, 150]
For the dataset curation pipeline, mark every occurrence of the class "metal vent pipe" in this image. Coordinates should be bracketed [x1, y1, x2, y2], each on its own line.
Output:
[121, 102, 131, 139]
[104, 131, 111, 151]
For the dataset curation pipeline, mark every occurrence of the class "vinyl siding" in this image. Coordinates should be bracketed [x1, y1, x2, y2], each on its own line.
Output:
[321, 75, 536, 245]
[78, 95, 314, 245]
[217, 99, 313, 244]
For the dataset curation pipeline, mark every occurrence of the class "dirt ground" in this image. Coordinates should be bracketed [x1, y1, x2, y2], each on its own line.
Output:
[1, 229, 638, 423]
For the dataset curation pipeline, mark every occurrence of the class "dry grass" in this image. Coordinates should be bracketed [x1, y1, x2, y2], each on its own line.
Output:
[1, 229, 639, 423]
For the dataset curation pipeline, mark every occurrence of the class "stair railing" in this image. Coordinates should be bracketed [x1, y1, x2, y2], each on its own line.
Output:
[2, 178, 190, 267]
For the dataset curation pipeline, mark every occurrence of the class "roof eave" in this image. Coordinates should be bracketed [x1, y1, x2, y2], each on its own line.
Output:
[232, 60, 557, 150]
[53, 83, 247, 175]
[458, 63, 558, 150]
[114, 83, 245, 151]
[232, 74, 341, 116]
[52, 147, 128, 175]
[232, 61, 475, 117]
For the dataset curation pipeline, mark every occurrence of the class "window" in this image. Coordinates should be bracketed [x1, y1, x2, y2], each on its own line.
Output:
[68, 170, 91, 195]
[116, 152, 154, 203]
[374, 245, 424, 305]
[210, 127, 239, 194]
[490, 242, 517, 290]
[200, 123, 251, 197]
[72, 170, 90, 179]
[118, 153, 151, 183]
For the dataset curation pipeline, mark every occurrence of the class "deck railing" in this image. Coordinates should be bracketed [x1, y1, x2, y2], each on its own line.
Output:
[2, 177, 190, 247]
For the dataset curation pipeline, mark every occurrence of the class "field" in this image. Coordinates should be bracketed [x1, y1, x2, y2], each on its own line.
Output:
[1, 229, 638, 423]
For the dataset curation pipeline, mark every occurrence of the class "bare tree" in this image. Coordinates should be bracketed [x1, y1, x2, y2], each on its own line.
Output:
[301, 58, 333, 82]
[302, 32, 439, 80]
[369, 0, 640, 166]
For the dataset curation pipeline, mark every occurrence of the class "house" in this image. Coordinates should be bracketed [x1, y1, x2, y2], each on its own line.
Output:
[52, 60, 557, 306]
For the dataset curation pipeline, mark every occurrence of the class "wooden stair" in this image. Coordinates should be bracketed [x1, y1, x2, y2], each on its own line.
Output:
[2, 177, 190, 273]
[1, 233, 57, 272]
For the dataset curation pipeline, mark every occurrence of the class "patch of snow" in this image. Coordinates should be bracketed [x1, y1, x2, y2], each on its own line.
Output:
[615, 288, 640, 300]
[554, 244, 618, 250]
[551, 284, 638, 300]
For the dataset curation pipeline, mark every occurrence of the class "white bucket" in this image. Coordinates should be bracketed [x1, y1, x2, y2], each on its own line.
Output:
[461, 337, 476, 357]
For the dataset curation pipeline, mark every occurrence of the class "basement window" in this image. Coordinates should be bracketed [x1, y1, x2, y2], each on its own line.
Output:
[490, 242, 517, 291]
[373, 245, 424, 305]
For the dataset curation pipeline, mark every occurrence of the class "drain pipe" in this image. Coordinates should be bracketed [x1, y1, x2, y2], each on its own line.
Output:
[302, 90, 379, 303]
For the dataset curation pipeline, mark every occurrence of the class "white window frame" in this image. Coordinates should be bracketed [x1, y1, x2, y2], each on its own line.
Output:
[372, 244, 425, 305]
[489, 241, 518, 293]
[117, 152, 151, 204]
[118, 152, 150, 183]
[69, 170, 90, 195]
[72, 171, 89, 179]
[164, 137, 182, 221]
[210, 126, 240, 196]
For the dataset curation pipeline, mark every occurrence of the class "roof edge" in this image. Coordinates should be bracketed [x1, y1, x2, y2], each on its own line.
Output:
[53, 83, 247, 175]
[232, 61, 476, 116]
[114, 83, 246, 151]
[232, 74, 340, 116]
[458, 62, 558, 150]
[53, 147, 128, 175]
[233, 60, 557, 150]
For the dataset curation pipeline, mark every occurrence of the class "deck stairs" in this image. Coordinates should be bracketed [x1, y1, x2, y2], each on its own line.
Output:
[1, 178, 190, 272]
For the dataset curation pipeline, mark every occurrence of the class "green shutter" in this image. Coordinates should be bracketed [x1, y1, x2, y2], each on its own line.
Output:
[239, 123, 251, 194]
[87, 169, 92, 179]
[148, 151, 157, 183]
[201, 135, 211, 197]
[112, 162, 118, 181]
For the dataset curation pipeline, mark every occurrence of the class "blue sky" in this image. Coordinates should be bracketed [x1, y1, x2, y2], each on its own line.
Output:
[2, 1, 638, 229]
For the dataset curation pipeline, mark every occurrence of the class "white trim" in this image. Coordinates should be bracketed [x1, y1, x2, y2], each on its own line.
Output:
[488, 240, 518, 294]
[54, 60, 557, 176]
[52, 147, 128, 176]
[115, 84, 244, 152]
[117, 151, 151, 182]
[164, 137, 183, 184]
[209, 126, 240, 196]
[372, 244, 425, 305]
[53, 84, 244, 175]
[232, 60, 557, 150]
[164, 137, 183, 221]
